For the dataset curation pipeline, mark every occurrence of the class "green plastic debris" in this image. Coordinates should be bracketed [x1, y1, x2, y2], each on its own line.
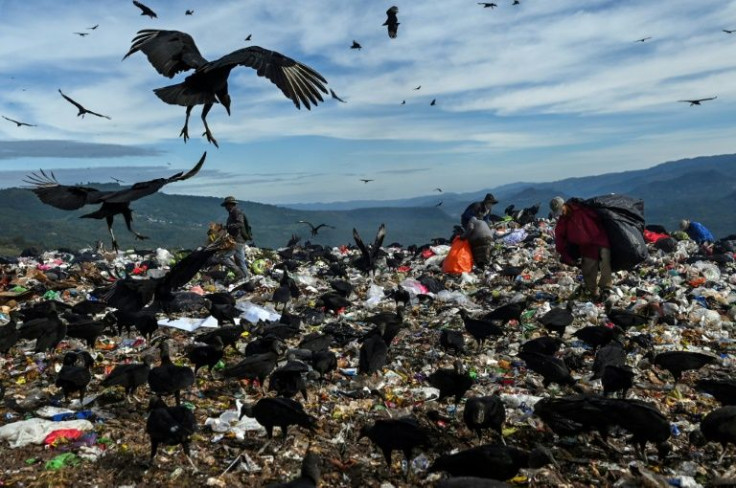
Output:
[213, 359, 226, 371]
[182, 401, 196, 411]
[43, 290, 60, 301]
[9, 285, 28, 294]
[251, 259, 267, 275]
[45, 453, 81, 470]
[98, 437, 113, 446]
[469, 370, 478, 379]
[25, 458, 38, 465]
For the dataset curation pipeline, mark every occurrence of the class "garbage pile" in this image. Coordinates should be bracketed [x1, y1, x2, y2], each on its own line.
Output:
[0, 218, 735, 487]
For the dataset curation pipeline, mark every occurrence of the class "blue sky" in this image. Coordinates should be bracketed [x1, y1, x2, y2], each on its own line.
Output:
[1, 0, 735, 204]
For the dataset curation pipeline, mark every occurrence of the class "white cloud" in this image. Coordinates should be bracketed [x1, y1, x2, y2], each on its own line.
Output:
[1, 0, 735, 203]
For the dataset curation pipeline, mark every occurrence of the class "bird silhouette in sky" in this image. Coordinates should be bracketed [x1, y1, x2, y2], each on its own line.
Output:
[297, 221, 335, 236]
[74, 32, 90, 37]
[2, 116, 36, 127]
[678, 96, 717, 106]
[512, 0, 520, 4]
[634, 36, 652, 42]
[478, 2, 497, 7]
[124, 29, 329, 147]
[413, 86, 421, 90]
[25, 152, 206, 251]
[58, 89, 111, 119]
[401, 100, 406, 105]
[245, 34, 252, 41]
[351, 40, 362, 50]
[360, 179, 374, 184]
[88, 24, 99, 30]
[384, 6, 399, 39]
[330, 89, 347, 103]
[133, 1, 157, 18]
[111, 177, 125, 184]
[435, 201, 443, 207]
[185, 9, 194, 15]
[430, 99, 436, 106]
[435, 187, 442, 192]
[723, 29, 735, 34]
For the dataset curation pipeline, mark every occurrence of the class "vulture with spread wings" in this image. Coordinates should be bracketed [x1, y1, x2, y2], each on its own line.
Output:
[123, 29, 329, 148]
[353, 224, 386, 275]
[25, 152, 206, 251]
[297, 220, 335, 237]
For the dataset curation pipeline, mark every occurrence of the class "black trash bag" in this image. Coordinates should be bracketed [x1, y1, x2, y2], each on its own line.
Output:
[653, 237, 677, 253]
[583, 194, 647, 271]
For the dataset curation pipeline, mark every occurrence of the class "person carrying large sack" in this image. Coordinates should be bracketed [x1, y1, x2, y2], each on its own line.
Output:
[550, 197, 612, 299]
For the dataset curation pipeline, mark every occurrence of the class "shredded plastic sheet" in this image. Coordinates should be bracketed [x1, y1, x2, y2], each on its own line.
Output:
[235, 301, 281, 323]
[158, 315, 219, 332]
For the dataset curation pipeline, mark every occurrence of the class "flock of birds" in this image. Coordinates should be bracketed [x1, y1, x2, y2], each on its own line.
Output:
[2, 1, 725, 139]
[1, 210, 736, 485]
[2, 1, 736, 485]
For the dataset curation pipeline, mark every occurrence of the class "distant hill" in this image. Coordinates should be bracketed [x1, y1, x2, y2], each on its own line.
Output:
[3, 153, 735, 255]
[0, 185, 456, 255]
[286, 154, 736, 238]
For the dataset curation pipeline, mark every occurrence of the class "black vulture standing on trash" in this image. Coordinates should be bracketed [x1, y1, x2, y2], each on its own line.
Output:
[25, 152, 206, 251]
[148, 341, 195, 406]
[428, 360, 474, 405]
[651, 350, 717, 383]
[463, 395, 506, 442]
[696, 378, 736, 405]
[101, 355, 154, 401]
[239, 397, 316, 440]
[429, 443, 556, 481]
[693, 406, 736, 463]
[359, 417, 430, 473]
[55, 351, 94, 404]
[123, 29, 329, 147]
[146, 397, 197, 465]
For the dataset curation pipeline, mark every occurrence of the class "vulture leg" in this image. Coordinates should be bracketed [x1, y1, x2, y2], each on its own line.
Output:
[200, 104, 219, 148]
[122, 208, 148, 241]
[179, 105, 193, 143]
[106, 215, 119, 252]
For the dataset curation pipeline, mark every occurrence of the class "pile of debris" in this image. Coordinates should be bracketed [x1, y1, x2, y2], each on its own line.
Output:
[0, 218, 735, 487]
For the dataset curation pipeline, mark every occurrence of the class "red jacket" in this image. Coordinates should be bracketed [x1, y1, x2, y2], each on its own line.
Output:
[554, 202, 610, 264]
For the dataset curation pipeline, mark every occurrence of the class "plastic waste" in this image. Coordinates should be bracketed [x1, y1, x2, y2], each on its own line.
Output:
[236, 301, 281, 324]
[45, 453, 81, 470]
[365, 284, 385, 308]
[0, 418, 94, 448]
[44, 429, 84, 446]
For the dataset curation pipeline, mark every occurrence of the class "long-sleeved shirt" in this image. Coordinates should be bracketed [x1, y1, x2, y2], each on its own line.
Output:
[226, 206, 252, 243]
[686, 221, 714, 243]
[461, 216, 495, 244]
[554, 201, 610, 264]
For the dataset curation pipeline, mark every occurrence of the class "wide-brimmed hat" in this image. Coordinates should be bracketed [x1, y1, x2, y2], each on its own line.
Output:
[221, 196, 238, 207]
[483, 193, 499, 204]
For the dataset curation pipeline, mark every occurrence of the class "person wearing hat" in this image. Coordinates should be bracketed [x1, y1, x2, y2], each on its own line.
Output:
[680, 219, 714, 244]
[221, 196, 252, 281]
[461, 193, 499, 229]
[552, 198, 612, 299]
[549, 196, 565, 219]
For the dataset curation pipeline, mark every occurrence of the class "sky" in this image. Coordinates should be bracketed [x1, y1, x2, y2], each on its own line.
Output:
[1, 0, 735, 205]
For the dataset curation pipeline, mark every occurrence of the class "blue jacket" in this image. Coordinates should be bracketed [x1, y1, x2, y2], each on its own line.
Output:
[686, 221, 714, 243]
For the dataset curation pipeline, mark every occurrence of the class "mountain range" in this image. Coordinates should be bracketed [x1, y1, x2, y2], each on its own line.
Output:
[1, 153, 734, 254]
